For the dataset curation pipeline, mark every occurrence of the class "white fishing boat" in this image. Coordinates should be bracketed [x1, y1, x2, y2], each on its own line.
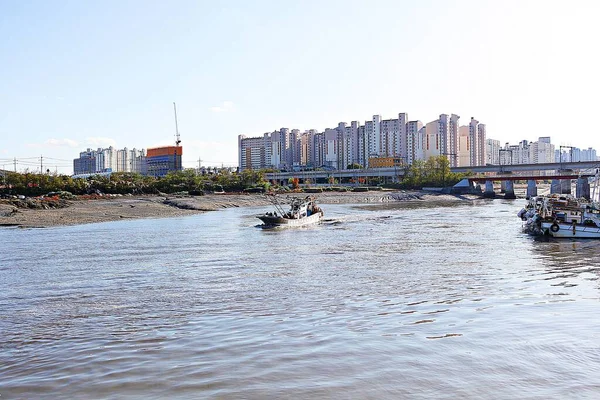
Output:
[518, 171, 600, 238]
[258, 195, 323, 228]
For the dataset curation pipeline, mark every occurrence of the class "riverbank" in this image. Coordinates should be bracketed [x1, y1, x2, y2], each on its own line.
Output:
[0, 191, 479, 228]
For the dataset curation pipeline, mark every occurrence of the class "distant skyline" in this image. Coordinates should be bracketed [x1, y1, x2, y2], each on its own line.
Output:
[2, 0, 600, 174]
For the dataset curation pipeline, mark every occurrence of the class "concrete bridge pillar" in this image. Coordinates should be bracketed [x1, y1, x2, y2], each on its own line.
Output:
[561, 179, 572, 194]
[526, 180, 538, 199]
[483, 180, 495, 198]
[551, 179, 561, 194]
[551, 179, 572, 194]
[504, 180, 516, 199]
[576, 177, 590, 200]
[500, 180, 506, 193]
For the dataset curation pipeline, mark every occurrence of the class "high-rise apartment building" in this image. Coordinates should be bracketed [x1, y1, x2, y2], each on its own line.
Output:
[339, 121, 359, 168]
[407, 120, 424, 165]
[438, 114, 450, 162]
[324, 128, 339, 169]
[239, 134, 270, 170]
[486, 139, 501, 165]
[237, 111, 493, 171]
[449, 114, 460, 167]
[467, 118, 486, 167]
[367, 115, 381, 158]
[458, 126, 470, 167]
[530, 137, 555, 164]
[424, 120, 441, 159]
[380, 118, 398, 157]
[476, 123, 487, 166]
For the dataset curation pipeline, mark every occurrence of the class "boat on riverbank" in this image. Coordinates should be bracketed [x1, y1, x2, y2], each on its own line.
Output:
[258, 195, 323, 228]
[519, 194, 600, 238]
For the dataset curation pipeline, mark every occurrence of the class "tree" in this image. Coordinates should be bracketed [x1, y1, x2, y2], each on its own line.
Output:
[347, 163, 362, 169]
[400, 156, 466, 189]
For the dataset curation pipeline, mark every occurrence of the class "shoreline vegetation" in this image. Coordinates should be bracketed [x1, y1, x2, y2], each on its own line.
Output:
[0, 191, 479, 228]
[0, 156, 478, 228]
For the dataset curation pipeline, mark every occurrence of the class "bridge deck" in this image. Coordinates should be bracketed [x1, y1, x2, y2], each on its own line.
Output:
[468, 174, 594, 182]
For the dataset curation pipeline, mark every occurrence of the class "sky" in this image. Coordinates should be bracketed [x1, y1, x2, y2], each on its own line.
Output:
[1, 0, 600, 174]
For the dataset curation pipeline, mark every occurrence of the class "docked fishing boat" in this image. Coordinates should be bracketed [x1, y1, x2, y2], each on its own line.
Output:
[258, 195, 323, 228]
[519, 194, 600, 238]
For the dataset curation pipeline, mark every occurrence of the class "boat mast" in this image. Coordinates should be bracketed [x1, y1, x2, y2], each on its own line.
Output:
[592, 168, 599, 202]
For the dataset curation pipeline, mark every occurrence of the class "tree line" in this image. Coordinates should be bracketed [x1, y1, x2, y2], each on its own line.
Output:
[0, 156, 469, 197]
[0, 169, 269, 197]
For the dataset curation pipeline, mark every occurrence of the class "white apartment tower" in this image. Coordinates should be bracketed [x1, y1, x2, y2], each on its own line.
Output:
[468, 118, 486, 167]
[357, 125, 367, 167]
[311, 132, 325, 168]
[425, 120, 441, 159]
[486, 139, 501, 165]
[530, 137, 555, 164]
[398, 113, 408, 160]
[449, 114, 460, 167]
[129, 148, 146, 174]
[458, 126, 470, 167]
[476, 123, 486, 166]
[367, 115, 381, 158]
[438, 114, 450, 161]
[239, 134, 270, 170]
[380, 118, 398, 157]
[269, 130, 284, 169]
[96, 146, 117, 172]
[116, 148, 130, 172]
[335, 122, 347, 169]
[340, 121, 359, 168]
[290, 129, 301, 168]
[503, 140, 530, 165]
[407, 120, 423, 164]
[324, 128, 339, 169]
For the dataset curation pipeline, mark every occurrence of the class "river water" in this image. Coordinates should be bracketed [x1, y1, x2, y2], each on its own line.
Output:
[1, 199, 600, 399]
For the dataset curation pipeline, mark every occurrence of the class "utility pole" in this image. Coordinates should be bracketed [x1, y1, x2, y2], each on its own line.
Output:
[14, 158, 17, 172]
[40, 155, 43, 174]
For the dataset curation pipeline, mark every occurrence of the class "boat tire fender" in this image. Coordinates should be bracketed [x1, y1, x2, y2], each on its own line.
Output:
[550, 223, 560, 233]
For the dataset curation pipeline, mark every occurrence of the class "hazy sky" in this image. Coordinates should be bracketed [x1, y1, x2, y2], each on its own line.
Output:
[1, 0, 599, 173]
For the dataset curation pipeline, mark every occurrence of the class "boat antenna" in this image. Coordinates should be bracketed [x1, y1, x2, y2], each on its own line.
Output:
[265, 193, 287, 216]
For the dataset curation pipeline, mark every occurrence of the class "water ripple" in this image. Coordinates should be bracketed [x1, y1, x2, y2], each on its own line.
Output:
[1, 201, 600, 398]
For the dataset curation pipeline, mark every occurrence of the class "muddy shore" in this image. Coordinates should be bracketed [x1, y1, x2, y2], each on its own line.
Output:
[0, 191, 479, 228]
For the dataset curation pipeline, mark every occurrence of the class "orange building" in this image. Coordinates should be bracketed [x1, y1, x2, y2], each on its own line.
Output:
[368, 157, 405, 168]
[147, 146, 183, 158]
[146, 146, 183, 176]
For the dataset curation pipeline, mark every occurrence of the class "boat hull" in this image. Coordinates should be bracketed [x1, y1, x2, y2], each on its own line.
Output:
[540, 221, 600, 239]
[258, 212, 323, 227]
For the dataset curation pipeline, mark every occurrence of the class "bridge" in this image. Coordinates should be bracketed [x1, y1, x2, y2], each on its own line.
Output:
[263, 161, 600, 200]
[264, 167, 404, 184]
[452, 161, 600, 200]
[452, 160, 600, 174]
[264, 161, 600, 183]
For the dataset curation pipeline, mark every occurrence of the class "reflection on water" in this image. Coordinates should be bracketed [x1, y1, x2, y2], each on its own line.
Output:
[1, 199, 600, 399]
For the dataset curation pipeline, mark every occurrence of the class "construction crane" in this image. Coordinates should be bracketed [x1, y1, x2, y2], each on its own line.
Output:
[173, 102, 181, 147]
[173, 102, 182, 171]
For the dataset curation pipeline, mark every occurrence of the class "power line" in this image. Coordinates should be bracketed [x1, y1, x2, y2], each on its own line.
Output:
[44, 157, 73, 162]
